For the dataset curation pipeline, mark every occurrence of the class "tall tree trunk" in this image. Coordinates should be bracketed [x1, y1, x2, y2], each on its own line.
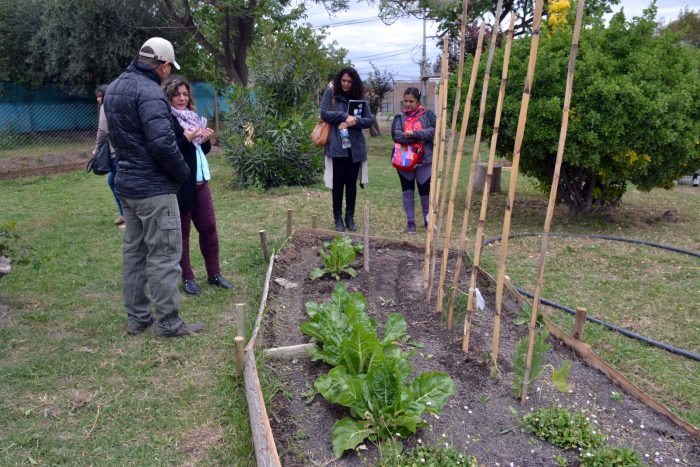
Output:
[370, 117, 381, 137]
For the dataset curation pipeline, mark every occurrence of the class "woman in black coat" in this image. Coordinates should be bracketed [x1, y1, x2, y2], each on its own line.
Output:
[320, 67, 373, 231]
[163, 76, 232, 296]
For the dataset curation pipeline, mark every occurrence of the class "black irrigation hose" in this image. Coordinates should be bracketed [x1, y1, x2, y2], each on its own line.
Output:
[482, 233, 700, 362]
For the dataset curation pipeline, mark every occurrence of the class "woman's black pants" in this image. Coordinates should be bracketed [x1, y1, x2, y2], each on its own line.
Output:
[332, 155, 361, 218]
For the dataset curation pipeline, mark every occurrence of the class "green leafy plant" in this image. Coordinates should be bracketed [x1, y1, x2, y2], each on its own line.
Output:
[0, 221, 19, 258]
[512, 329, 572, 398]
[300, 282, 406, 370]
[379, 442, 478, 466]
[309, 235, 364, 281]
[521, 407, 606, 451]
[316, 350, 454, 458]
[579, 446, 643, 467]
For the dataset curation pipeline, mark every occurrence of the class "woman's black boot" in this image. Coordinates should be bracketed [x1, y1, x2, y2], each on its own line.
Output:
[334, 210, 345, 232]
[344, 212, 357, 232]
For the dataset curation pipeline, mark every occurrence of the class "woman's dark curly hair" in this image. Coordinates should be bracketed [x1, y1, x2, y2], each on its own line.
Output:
[332, 67, 364, 100]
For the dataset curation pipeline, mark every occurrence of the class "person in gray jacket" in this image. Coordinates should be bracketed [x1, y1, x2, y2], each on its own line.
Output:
[104, 37, 204, 338]
[320, 67, 372, 232]
[391, 87, 437, 233]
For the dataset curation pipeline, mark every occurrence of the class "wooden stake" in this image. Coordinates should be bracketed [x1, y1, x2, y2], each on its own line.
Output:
[235, 302, 247, 340]
[423, 37, 450, 291]
[573, 307, 587, 340]
[244, 350, 282, 466]
[438, 23, 486, 317]
[311, 215, 318, 229]
[364, 203, 370, 272]
[259, 230, 270, 263]
[234, 336, 245, 377]
[286, 209, 293, 237]
[463, 12, 516, 353]
[520, 0, 569, 404]
[447, 0, 504, 329]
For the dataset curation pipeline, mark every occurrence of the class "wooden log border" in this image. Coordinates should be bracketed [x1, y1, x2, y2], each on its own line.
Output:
[243, 229, 696, 465]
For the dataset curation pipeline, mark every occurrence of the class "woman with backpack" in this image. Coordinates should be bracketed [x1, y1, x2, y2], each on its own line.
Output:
[391, 87, 437, 233]
[320, 67, 372, 232]
[92, 84, 125, 227]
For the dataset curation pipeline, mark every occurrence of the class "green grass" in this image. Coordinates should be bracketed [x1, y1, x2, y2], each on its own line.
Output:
[0, 134, 698, 463]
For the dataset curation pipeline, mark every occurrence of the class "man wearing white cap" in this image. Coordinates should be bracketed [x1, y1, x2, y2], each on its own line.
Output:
[104, 37, 205, 338]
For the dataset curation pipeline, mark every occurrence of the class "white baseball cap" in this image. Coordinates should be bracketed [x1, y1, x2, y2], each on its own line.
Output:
[139, 37, 180, 70]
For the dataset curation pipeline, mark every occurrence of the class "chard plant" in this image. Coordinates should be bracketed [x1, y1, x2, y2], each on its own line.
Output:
[309, 235, 364, 280]
[300, 283, 407, 370]
[512, 329, 572, 398]
[315, 348, 454, 458]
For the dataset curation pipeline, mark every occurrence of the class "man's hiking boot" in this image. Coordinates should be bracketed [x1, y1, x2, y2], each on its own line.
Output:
[127, 317, 154, 335]
[156, 322, 205, 338]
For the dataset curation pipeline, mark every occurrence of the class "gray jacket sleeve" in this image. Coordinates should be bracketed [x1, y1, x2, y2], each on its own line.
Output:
[140, 91, 189, 185]
[353, 100, 373, 130]
[391, 114, 417, 145]
[320, 88, 347, 124]
[411, 110, 436, 141]
[94, 106, 110, 152]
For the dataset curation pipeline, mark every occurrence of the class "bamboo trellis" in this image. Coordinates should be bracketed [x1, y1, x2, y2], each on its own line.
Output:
[462, 12, 516, 352]
[438, 23, 486, 319]
[520, 0, 586, 403]
[422, 38, 450, 290]
[427, 0, 470, 301]
[446, 0, 505, 328]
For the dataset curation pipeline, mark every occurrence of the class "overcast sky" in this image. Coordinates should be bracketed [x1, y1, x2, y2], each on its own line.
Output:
[300, 0, 696, 81]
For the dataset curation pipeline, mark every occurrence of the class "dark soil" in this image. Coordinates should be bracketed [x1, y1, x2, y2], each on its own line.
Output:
[259, 231, 699, 466]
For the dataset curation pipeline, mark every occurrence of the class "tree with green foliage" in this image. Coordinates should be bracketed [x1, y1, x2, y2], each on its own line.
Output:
[664, 8, 700, 48]
[463, 5, 700, 213]
[223, 22, 347, 189]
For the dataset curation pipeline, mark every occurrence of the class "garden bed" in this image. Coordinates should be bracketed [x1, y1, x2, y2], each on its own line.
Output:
[259, 231, 699, 466]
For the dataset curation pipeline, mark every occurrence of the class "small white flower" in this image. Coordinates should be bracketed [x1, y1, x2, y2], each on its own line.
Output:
[640, 424, 645, 429]
[629, 419, 634, 424]
[656, 452, 660, 456]
[645, 454, 650, 458]
[468, 410, 473, 414]
[592, 430, 596, 434]
[510, 462, 515, 467]
[536, 387, 541, 392]
[442, 433, 446, 438]
[426, 401, 432, 406]
[675, 458, 681, 463]
[594, 420, 598, 424]
[464, 405, 469, 410]
[418, 438, 422, 444]
[586, 452, 592, 457]
[530, 450, 535, 454]
[445, 442, 449, 447]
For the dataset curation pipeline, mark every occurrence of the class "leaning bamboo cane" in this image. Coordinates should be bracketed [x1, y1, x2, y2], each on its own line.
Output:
[438, 23, 486, 315]
[520, 0, 585, 404]
[427, 0, 470, 301]
[462, 12, 516, 352]
[423, 37, 450, 290]
[447, 0, 504, 328]
[427, 69, 451, 300]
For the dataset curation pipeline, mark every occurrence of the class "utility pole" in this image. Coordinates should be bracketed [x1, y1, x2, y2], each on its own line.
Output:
[421, 12, 428, 104]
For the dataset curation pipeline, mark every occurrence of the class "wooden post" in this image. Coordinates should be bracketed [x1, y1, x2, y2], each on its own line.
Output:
[311, 215, 318, 229]
[259, 230, 270, 263]
[462, 12, 515, 353]
[234, 336, 245, 377]
[447, 2, 504, 329]
[264, 343, 317, 360]
[235, 302, 247, 340]
[573, 307, 587, 340]
[214, 90, 220, 140]
[287, 209, 293, 237]
[423, 37, 450, 291]
[517, 0, 556, 404]
[438, 23, 486, 317]
[364, 203, 370, 272]
[244, 350, 282, 466]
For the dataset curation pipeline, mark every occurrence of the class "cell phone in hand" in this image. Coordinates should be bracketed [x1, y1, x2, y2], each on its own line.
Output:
[200, 116, 207, 129]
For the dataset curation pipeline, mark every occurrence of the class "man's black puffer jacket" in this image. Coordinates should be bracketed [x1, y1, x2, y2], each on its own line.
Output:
[104, 60, 189, 199]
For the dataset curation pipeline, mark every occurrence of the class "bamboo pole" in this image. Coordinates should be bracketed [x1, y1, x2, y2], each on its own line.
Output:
[462, 12, 516, 352]
[286, 209, 293, 237]
[422, 37, 450, 291]
[438, 24, 486, 316]
[311, 215, 318, 229]
[427, 0, 470, 301]
[447, 0, 504, 329]
[521, 0, 584, 403]
[214, 90, 220, 140]
[264, 343, 317, 360]
[426, 68, 451, 300]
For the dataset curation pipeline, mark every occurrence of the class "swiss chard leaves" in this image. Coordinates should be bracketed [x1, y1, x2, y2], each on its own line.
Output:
[309, 235, 364, 280]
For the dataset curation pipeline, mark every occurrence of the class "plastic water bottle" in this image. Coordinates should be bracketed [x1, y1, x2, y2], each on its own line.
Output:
[340, 127, 351, 149]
